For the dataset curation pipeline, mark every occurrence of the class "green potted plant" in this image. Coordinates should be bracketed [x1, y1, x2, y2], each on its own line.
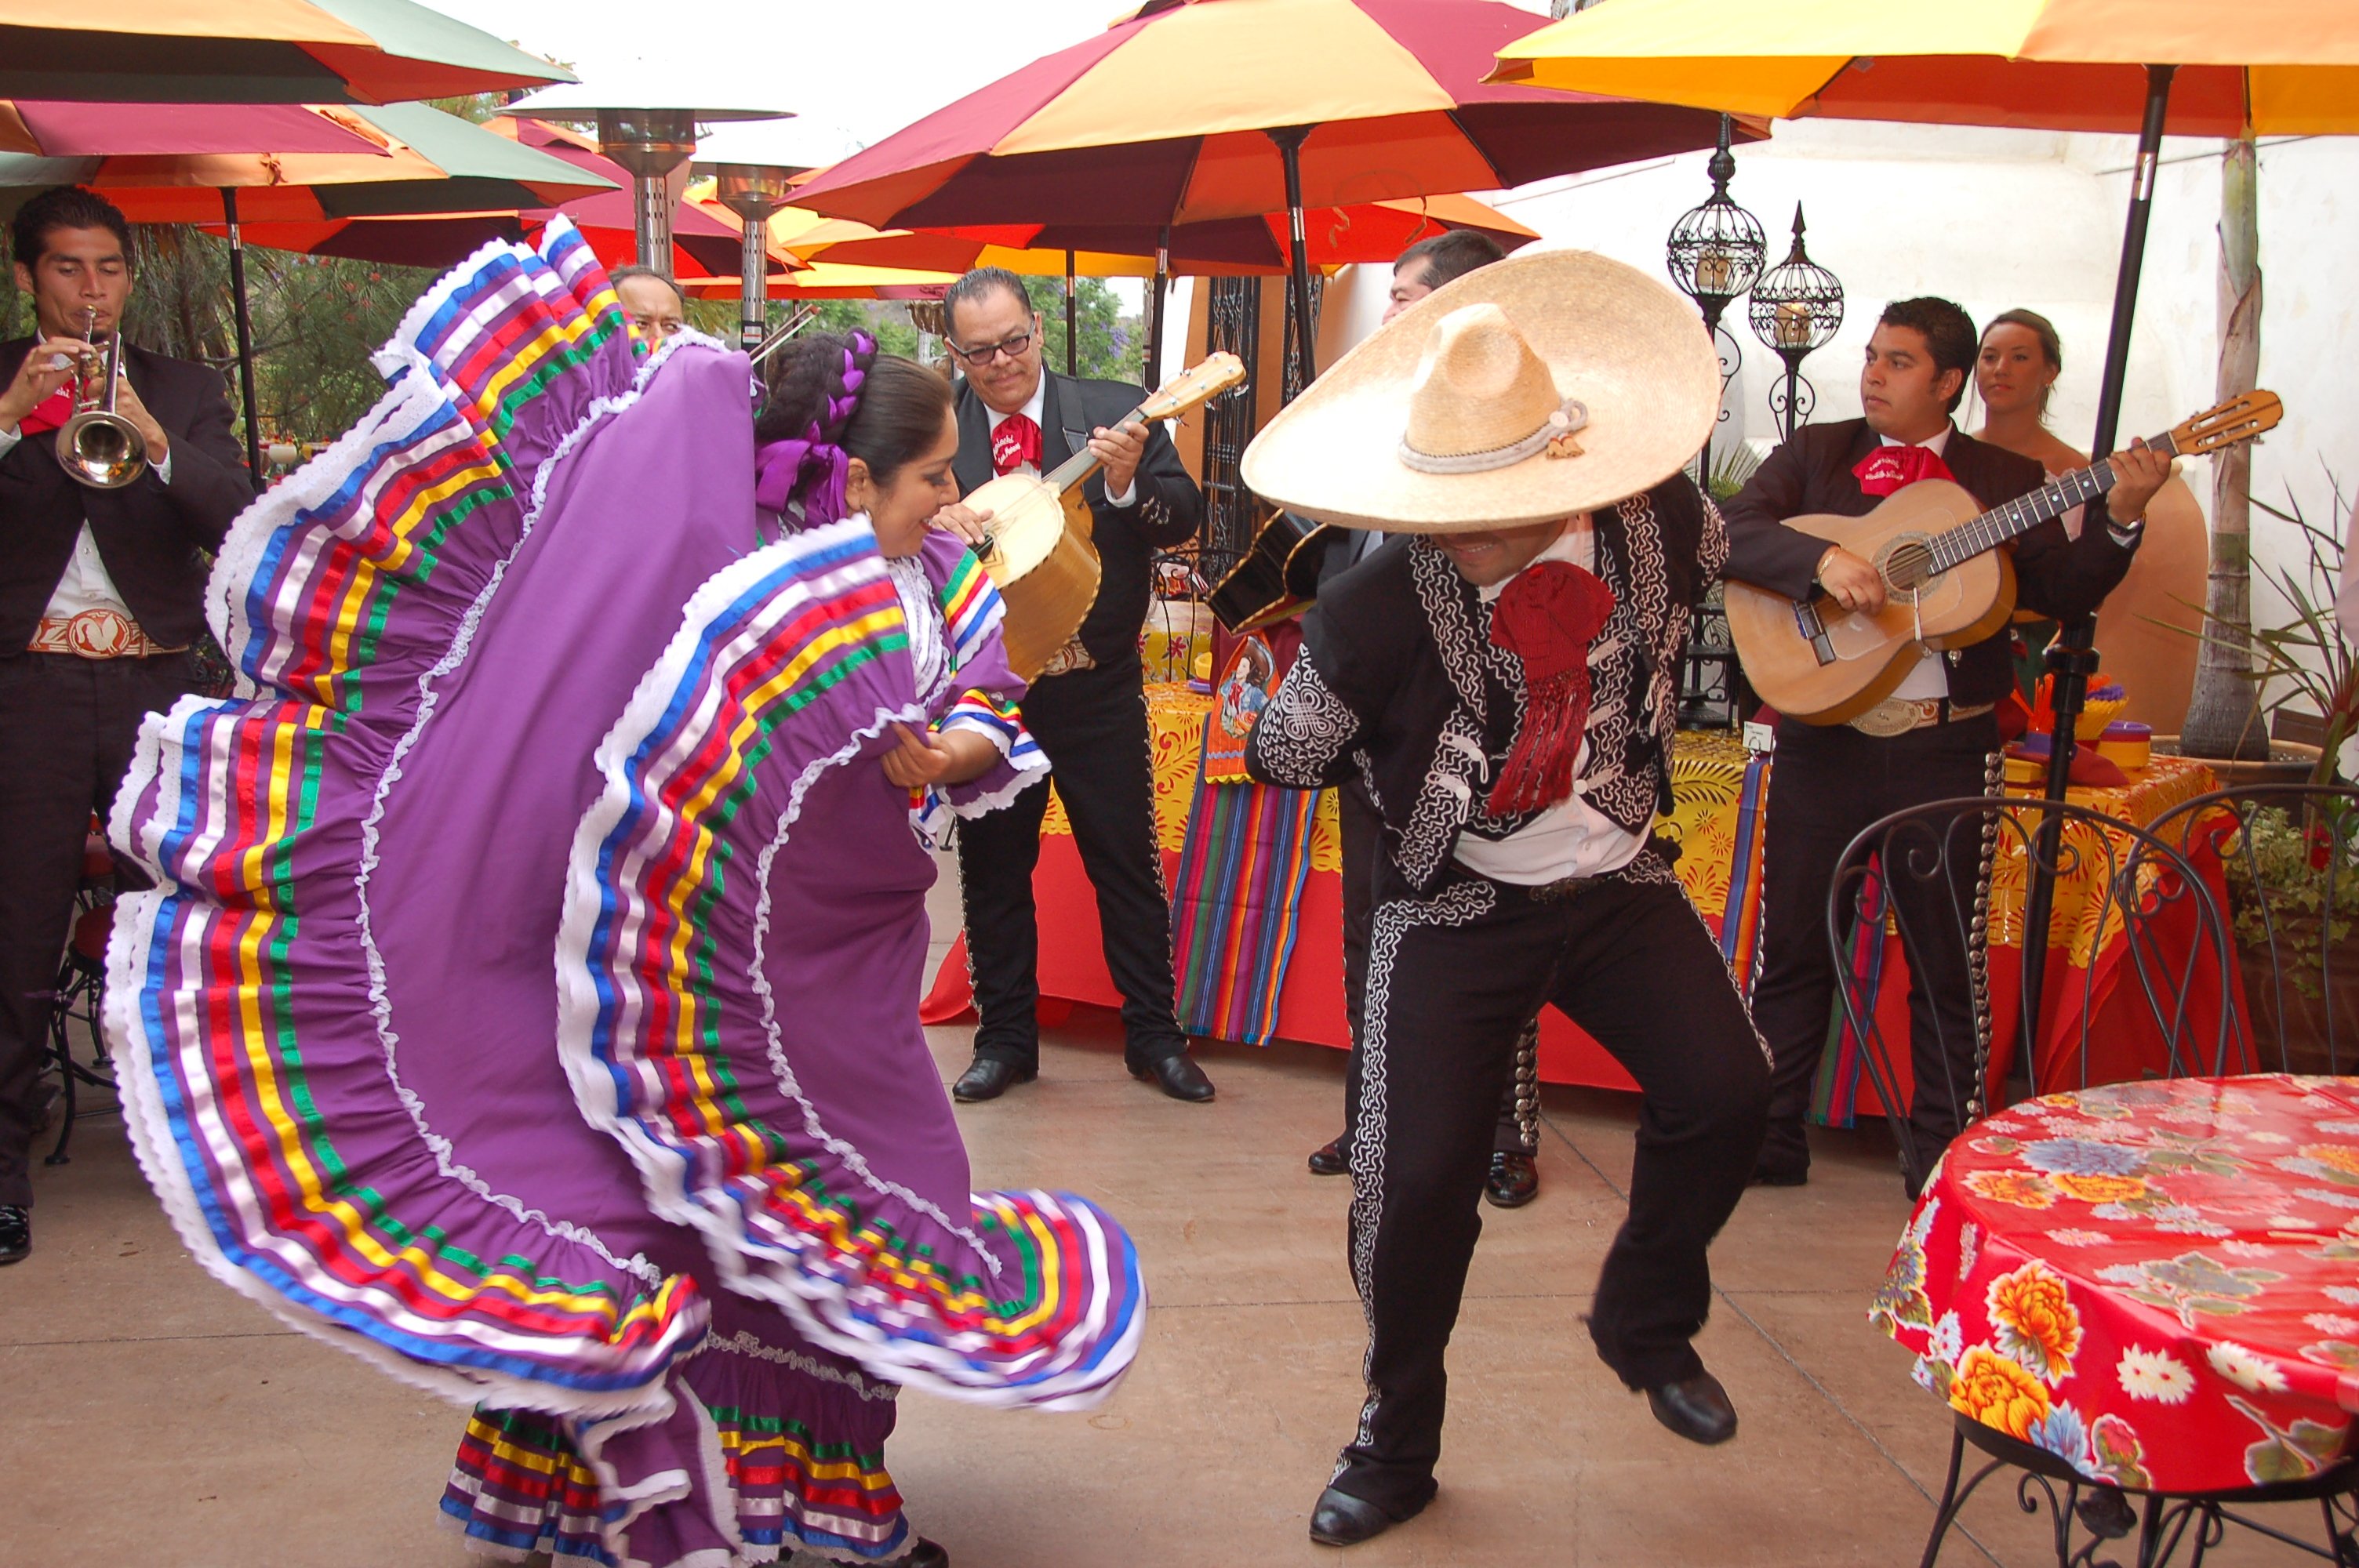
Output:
[2179, 473, 2359, 1070]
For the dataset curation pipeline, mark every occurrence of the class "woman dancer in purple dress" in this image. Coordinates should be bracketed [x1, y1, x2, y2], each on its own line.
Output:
[107, 228, 1142, 1568]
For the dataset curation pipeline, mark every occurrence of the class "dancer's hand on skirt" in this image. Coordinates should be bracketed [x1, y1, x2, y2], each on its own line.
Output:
[883, 722, 1001, 789]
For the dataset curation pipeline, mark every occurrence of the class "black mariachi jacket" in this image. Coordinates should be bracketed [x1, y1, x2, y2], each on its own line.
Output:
[1246, 477, 1724, 900]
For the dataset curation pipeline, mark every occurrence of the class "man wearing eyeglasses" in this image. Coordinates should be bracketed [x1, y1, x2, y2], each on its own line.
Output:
[940, 266, 1214, 1106]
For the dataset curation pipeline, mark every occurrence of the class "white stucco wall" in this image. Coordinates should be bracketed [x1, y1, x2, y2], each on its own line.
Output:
[1300, 119, 2357, 639]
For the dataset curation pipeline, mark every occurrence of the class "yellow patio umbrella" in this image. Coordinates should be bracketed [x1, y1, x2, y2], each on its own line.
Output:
[1492, 0, 2359, 136]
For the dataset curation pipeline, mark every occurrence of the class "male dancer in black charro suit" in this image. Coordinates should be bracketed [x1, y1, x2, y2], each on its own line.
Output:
[1303, 229, 1548, 1210]
[938, 267, 1216, 1105]
[0, 187, 251, 1265]
[1245, 249, 1771, 1548]
[1723, 296, 2172, 1192]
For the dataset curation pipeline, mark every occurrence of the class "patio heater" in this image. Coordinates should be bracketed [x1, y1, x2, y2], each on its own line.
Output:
[1748, 205, 1845, 443]
[507, 84, 790, 280]
[1663, 114, 1765, 483]
[708, 162, 809, 352]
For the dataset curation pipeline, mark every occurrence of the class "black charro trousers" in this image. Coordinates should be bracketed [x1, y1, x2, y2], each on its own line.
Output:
[0, 651, 191, 1208]
[954, 657, 1188, 1069]
[1337, 779, 1536, 1158]
[1749, 713, 1999, 1179]
[1330, 854, 1769, 1515]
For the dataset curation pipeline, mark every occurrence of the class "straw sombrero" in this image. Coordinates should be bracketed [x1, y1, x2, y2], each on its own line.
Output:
[1241, 249, 1721, 533]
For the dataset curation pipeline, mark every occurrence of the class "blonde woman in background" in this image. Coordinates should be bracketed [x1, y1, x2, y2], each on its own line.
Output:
[1974, 307, 2206, 731]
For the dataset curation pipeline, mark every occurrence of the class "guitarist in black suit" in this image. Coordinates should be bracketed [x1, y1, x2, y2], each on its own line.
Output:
[0, 187, 250, 1264]
[1723, 296, 2172, 1192]
[938, 267, 1216, 1105]
[1305, 228, 1545, 1210]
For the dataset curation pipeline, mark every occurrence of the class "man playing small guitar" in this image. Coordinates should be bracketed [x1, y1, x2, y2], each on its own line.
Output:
[1723, 296, 2172, 1192]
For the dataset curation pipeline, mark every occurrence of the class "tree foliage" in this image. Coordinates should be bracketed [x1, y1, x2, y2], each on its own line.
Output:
[1020, 274, 1144, 387]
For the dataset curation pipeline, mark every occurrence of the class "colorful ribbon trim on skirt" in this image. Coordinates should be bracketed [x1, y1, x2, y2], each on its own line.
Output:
[106, 219, 708, 1413]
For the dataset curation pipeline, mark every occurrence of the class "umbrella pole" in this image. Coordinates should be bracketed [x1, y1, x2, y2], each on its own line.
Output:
[1146, 224, 1171, 389]
[2015, 62, 2176, 1095]
[1266, 125, 1318, 400]
[1065, 249, 1078, 376]
[219, 188, 264, 492]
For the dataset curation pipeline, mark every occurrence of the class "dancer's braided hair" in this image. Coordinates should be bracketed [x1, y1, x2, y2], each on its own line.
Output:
[754, 329, 951, 524]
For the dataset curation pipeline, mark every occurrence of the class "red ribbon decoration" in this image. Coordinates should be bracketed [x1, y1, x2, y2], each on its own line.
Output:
[1852, 442, 1956, 497]
[1485, 560, 1618, 815]
[990, 412, 1043, 476]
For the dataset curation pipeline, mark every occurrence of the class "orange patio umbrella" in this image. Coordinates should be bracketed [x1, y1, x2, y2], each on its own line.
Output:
[0, 0, 574, 105]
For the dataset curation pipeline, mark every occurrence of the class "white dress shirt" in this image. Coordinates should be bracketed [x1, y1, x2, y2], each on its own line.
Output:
[986, 375, 1135, 506]
[1451, 521, 1647, 885]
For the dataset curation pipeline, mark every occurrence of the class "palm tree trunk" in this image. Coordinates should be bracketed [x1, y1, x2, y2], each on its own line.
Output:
[2180, 136, 2268, 759]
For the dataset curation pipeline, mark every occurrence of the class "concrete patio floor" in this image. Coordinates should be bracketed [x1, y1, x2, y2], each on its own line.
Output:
[0, 873, 2330, 1566]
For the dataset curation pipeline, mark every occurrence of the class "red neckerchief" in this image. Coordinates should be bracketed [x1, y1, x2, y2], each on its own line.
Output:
[16, 386, 73, 436]
[990, 412, 1042, 475]
[1485, 560, 1617, 815]
[1852, 441, 1956, 497]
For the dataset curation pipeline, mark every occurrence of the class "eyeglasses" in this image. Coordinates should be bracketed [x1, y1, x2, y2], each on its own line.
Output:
[948, 330, 1034, 367]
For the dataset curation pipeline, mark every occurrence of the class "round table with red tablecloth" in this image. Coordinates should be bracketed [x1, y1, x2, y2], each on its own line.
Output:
[1877, 1074, 2359, 1495]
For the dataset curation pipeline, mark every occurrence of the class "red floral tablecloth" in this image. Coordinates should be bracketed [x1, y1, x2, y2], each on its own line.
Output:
[1878, 1075, 2359, 1495]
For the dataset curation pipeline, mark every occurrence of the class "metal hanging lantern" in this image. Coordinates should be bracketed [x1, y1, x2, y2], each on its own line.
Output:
[1664, 114, 1765, 478]
[1748, 203, 1845, 442]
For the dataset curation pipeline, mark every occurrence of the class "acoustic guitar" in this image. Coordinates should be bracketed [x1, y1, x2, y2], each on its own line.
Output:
[1725, 391, 2281, 724]
[1208, 507, 1329, 633]
[965, 351, 1246, 681]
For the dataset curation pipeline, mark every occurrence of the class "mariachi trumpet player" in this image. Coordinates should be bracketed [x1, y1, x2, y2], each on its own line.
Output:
[0, 187, 247, 1268]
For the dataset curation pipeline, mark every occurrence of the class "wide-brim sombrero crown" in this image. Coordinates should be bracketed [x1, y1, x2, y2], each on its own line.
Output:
[1240, 248, 1721, 533]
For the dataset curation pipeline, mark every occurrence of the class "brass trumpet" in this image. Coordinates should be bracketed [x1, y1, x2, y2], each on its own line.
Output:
[55, 307, 147, 489]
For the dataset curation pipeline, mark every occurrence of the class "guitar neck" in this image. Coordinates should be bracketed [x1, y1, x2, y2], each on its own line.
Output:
[1041, 397, 1152, 492]
[1925, 430, 2179, 572]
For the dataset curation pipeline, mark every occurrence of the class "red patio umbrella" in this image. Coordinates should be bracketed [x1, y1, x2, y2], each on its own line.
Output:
[0, 99, 387, 157]
[793, 0, 1746, 383]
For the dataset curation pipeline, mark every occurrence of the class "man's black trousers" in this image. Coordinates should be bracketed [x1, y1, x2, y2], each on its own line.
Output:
[1750, 713, 2000, 1179]
[955, 658, 1188, 1068]
[0, 651, 190, 1208]
[1339, 779, 1533, 1157]
[1329, 856, 1768, 1516]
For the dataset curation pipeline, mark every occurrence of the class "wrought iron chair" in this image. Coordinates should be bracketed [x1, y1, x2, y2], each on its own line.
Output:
[1830, 794, 2236, 1197]
[1833, 793, 2359, 1566]
[42, 822, 120, 1166]
[2144, 782, 2359, 1080]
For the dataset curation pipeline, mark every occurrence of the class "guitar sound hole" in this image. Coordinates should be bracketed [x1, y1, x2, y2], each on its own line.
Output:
[1884, 540, 1934, 594]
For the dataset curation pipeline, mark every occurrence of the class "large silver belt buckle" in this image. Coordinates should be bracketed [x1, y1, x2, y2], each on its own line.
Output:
[1847, 699, 1924, 739]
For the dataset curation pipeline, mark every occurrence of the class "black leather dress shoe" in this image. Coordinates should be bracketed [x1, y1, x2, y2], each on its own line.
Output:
[951, 1058, 1034, 1103]
[0, 1205, 27, 1266]
[1750, 1160, 1808, 1188]
[1646, 1370, 1738, 1445]
[1483, 1150, 1539, 1208]
[903, 1538, 949, 1568]
[1307, 1134, 1351, 1176]
[1308, 1486, 1414, 1546]
[1129, 1053, 1215, 1102]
